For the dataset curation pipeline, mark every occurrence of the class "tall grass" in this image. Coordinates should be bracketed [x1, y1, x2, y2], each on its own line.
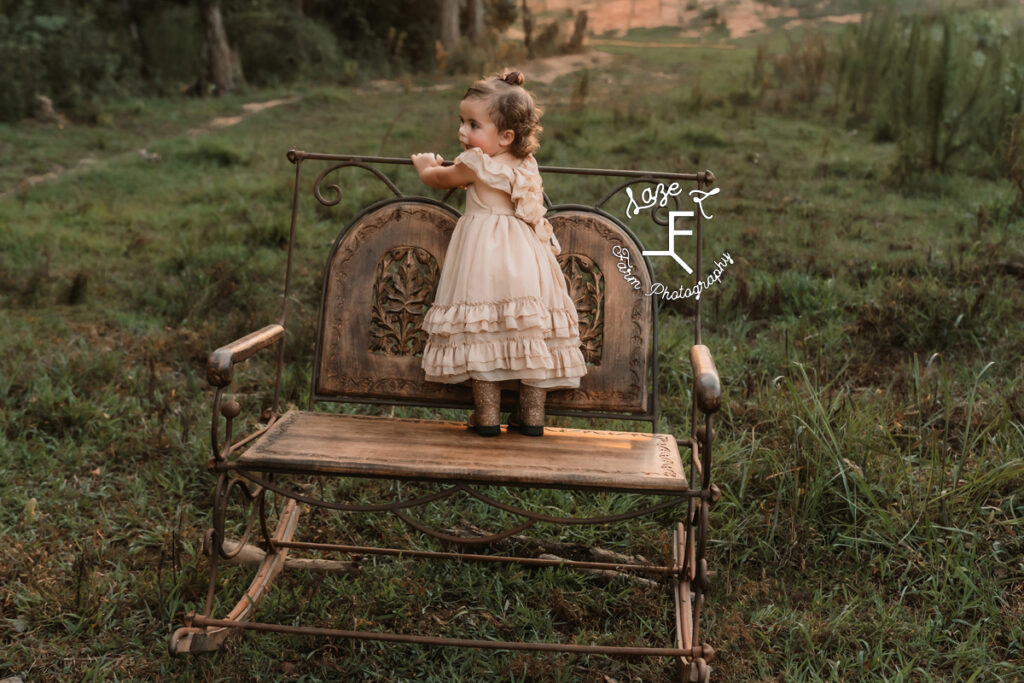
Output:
[757, 4, 1024, 185]
[1, 7, 1023, 679]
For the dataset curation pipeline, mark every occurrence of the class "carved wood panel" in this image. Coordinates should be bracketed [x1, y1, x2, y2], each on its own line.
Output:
[558, 253, 604, 365]
[316, 200, 468, 403]
[315, 201, 654, 414]
[369, 246, 440, 356]
[545, 210, 653, 413]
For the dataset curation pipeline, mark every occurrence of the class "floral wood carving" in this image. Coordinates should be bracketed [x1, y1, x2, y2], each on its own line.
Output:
[558, 253, 604, 365]
[369, 246, 439, 356]
[548, 211, 652, 411]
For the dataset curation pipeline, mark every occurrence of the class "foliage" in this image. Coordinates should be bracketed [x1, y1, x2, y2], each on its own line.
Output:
[137, 4, 202, 91]
[0, 0, 522, 122]
[486, 0, 519, 33]
[0, 0, 141, 121]
[752, 33, 827, 112]
[849, 7, 1024, 175]
[302, 0, 440, 74]
[2, 3, 1024, 680]
[756, 4, 1024, 182]
[229, 7, 344, 85]
[1001, 112, 1024, 215]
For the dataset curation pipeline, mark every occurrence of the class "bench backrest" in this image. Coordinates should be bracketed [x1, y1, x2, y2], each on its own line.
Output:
[284, 152, 711, 424]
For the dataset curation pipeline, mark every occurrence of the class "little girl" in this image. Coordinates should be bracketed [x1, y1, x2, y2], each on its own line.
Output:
[412, 70, 587, 437]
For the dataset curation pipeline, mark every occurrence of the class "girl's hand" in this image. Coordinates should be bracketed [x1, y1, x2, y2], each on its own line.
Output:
[411, 152, 475, 190]
[411, 152, 442, 173]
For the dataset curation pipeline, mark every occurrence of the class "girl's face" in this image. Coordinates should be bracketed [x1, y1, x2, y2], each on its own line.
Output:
[458, 97, 513, 156]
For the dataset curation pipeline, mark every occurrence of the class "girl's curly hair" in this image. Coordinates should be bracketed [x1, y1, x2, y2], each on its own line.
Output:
[463, 70, 543, 158]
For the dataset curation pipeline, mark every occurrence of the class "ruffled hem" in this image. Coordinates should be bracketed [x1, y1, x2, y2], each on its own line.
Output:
[424, 369, 583, 390]
[422, 296, 578, 338]
[456, 148, 559, 255]
[421, 335, 587, 385]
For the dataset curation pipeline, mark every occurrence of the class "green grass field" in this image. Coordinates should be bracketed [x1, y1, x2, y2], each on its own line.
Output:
[2, 4, 1022, 681]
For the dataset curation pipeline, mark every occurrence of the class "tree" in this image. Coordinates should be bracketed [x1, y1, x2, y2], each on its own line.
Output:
[521, 0, 533, 58]
[466, 0, 484, 41]
[440, 0, 460, 50]
[199, 0, 236, 94]
[120, 0, 151, 82]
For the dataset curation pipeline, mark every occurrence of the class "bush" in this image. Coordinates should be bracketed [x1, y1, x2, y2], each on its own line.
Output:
[854, 9, 1024, 175]
[228, 8, 343, 86]
[0, 1, 448, 121]
[139, 5, 201, 91]
[0, 1, 139, 121]
[309, 0, 439, 74]
[756, 5, 1024, 183]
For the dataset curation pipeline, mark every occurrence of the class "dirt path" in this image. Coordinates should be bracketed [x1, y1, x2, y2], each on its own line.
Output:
[514, 51, 616, 84]
[366, 51, 617, 95]
[537, 0, 860, 40]
[5, 0, 864, 197]
[198, 97, 297, 132]
[590, 38, 736, 49]
[2, 97, 298, 199]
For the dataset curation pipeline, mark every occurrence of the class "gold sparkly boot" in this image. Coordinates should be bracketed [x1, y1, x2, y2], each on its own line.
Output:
[515, 384, 546, 437]
[467, 379, 501, 437]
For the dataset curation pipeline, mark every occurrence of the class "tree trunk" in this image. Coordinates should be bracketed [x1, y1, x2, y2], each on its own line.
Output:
[121, 0, 150, 82]
[440, 0, 461, 51]
[467, 0, 485, 41]
[522, 0, 533, 58]
[567, 10, 587, 52]
[200, 0, 234, 95]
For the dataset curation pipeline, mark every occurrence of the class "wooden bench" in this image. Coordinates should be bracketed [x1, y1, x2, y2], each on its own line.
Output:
[169, 150, 721, 681]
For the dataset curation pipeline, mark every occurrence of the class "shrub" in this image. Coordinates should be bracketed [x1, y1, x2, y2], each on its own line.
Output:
[229, 8, 342, 86]
[0, 1, 138, 121]
[756, 5, 1024, 185]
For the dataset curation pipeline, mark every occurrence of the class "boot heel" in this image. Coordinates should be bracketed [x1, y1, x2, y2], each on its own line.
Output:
[474, 424, 501, 437]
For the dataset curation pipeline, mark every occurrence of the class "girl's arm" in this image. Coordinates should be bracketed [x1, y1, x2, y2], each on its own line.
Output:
[411, 153, 476, 189]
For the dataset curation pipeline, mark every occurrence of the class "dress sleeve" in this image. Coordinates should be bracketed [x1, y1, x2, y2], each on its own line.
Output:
[454, 148, 515, 192]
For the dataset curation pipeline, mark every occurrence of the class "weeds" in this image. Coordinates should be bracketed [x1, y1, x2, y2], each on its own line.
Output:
[757, 3, 1024, 196]
[1001, 112, 1024, 216]
[1, 4, 1023, 680]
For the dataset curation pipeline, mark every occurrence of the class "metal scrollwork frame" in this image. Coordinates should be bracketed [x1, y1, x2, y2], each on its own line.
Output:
[233, 471, 690, 545]
[172, 151, 718, 682]
[312, 160, 404, 207]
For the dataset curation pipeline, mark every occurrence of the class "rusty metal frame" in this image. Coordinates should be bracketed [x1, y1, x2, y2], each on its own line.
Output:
[172, 468, 716, 677]
[171, 150, 719, 681]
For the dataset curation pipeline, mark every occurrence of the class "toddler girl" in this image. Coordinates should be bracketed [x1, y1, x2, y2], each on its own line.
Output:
[412, 70, 587, 437]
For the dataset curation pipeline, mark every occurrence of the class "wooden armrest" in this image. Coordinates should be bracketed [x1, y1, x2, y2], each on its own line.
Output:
[689, 345, 721, 415]
[207, 324, 285, 387]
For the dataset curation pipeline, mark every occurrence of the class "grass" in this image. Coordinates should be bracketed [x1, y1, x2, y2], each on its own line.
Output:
[2, 4, 1023, 681]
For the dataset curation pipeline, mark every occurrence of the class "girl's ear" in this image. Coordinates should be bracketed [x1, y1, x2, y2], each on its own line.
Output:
[499, 128, 515, 148]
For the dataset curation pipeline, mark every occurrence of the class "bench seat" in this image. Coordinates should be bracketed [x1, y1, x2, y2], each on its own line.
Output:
[237, 410, 688, 494]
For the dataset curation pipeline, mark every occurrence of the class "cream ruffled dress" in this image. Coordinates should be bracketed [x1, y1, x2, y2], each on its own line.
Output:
[420, 147, 588, 389]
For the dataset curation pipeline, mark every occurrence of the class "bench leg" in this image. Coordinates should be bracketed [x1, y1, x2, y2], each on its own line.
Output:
[674, 518, 712, 682]
[169, 497, 301, 655]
